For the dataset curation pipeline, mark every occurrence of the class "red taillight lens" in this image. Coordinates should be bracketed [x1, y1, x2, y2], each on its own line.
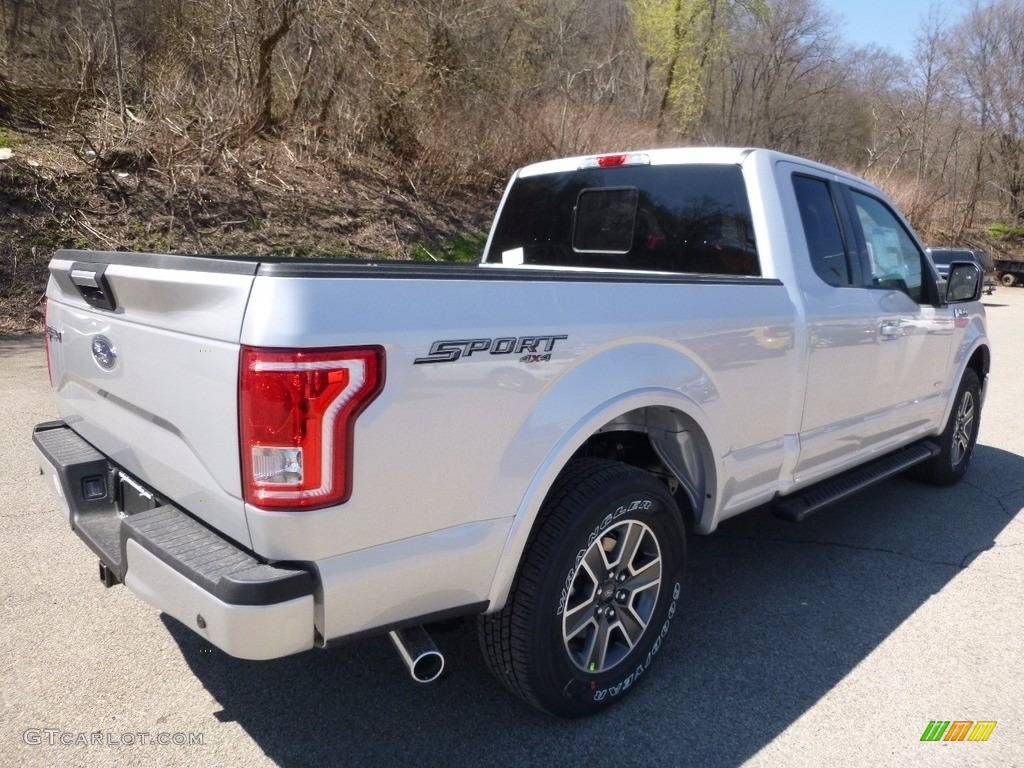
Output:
[43, 299, 54, 387]
[579, 152, 651, 170]
[240, 346, 385, 511]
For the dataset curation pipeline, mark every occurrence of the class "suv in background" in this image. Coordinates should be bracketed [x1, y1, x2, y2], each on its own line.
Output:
[927, 247, 997, 294]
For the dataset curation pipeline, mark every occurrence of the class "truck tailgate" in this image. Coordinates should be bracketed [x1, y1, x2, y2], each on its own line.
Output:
[44, 251, 257, 547]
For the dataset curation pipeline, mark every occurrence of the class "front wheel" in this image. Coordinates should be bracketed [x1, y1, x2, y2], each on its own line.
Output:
[912, 368, 981, 485]
[479, 459, 686, 717]
[1000, 272, 1017, 287]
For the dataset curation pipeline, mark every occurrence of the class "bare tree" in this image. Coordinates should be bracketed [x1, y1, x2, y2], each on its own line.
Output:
[701, 0, 856, 159]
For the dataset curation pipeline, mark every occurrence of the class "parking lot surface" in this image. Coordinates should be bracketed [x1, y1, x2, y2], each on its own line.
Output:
[2, 290, 1022, 767]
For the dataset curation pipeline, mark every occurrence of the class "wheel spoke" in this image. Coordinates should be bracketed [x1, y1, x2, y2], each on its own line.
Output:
[616, 605, 647, 647]
[563, 600, 597, 641]
[960, 400, 974, 436]
[582, 541, 610, 581]
[584, 620, 612, 671]
[609, 521, 644, 571]
[623, 556, 662, 593]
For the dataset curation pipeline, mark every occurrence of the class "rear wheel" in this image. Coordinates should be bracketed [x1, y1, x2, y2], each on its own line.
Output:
[1001, 272, 1016, 287]
[478, 459, 686, 717]
[912, 368, 981, 485]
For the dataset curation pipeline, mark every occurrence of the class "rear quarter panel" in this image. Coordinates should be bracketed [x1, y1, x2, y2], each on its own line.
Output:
[240, 274, 800, 562]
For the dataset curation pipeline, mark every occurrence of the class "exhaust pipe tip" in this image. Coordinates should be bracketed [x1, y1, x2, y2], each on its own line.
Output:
[389, 626, 445, 684]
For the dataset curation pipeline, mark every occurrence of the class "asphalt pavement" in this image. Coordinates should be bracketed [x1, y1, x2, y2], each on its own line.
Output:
[1, 290, 1022, 767]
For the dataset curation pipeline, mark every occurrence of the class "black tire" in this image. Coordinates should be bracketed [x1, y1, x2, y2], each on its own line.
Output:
[478, 458, 686, 717]
[1000, 272, 1016, 287]
[912, 368, 981, 485]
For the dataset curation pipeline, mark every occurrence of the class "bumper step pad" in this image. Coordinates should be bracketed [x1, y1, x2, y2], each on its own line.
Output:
[34, 421, 313, 607]
[124, 506, 313, 605]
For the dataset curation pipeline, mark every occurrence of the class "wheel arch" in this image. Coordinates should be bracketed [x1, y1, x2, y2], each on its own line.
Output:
[484, 389, 719, 613]
[967, 343, 990, 387]
[967, 342, 990, 412]
[940, 337, 990, 429]
[568, 404, 717, 529]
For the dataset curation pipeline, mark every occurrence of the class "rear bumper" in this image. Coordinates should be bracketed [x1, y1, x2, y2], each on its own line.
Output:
[33, 421, 316, 660]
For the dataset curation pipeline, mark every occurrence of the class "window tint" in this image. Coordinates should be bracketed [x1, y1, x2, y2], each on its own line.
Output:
[792, 175, 849, 286]
[487, 164, 760, 276]
[573, 188, 639, 254]
[850, 191, 924, 302]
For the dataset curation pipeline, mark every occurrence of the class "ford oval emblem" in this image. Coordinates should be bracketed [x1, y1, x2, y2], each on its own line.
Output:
[91, 335, 117, 370]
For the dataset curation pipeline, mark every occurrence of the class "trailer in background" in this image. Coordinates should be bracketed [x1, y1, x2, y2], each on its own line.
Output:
[995, 258, 1024, 287]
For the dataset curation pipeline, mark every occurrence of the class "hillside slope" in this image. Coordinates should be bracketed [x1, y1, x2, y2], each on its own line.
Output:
[0, 134, 495, 333]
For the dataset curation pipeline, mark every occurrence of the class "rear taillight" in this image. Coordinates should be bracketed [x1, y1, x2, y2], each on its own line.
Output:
[43, 299, 54, 387]
[240, 346, 385, 511]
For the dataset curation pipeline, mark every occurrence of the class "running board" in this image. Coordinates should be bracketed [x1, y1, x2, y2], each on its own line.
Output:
[772, 442, 940, 523]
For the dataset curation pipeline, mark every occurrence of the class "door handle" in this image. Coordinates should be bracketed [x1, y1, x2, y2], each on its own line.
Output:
[879, 322, 902, 338]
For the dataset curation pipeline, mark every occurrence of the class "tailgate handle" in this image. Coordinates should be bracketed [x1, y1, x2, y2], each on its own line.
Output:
[70, 269, 101, 288]
[68, 263, 117, 311]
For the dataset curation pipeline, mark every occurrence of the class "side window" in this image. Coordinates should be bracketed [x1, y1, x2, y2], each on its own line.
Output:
[792, 175, 850, 287]
[849, 190, 924, 302]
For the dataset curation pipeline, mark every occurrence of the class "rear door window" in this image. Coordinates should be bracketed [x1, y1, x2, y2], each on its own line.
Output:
[792, 174, 851, 287]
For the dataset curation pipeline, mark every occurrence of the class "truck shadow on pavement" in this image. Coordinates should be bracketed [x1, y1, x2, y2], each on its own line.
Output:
[164, 444, 1023, 768]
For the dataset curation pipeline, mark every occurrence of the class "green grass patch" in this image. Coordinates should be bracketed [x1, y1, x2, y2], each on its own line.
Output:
[987, 222, 1024, 239]
[411, 231, 487, 263]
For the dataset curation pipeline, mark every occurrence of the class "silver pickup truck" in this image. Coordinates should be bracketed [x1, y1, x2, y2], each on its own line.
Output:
[34, 148, 990, 717]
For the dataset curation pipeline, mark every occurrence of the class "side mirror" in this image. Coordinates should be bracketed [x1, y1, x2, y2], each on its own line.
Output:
[945, 262, 983, 304]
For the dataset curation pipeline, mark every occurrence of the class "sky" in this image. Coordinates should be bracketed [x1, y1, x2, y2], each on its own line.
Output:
[818, 0, 958, 56]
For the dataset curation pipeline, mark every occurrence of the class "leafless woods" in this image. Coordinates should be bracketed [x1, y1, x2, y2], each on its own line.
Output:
[2, 0, 1024, 237]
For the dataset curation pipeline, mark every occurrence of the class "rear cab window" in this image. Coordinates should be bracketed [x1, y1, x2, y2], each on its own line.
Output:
[486, 164, 760, 276]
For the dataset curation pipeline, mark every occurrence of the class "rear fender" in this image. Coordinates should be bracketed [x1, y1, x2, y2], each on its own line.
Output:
[484, 343, 720, 611]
